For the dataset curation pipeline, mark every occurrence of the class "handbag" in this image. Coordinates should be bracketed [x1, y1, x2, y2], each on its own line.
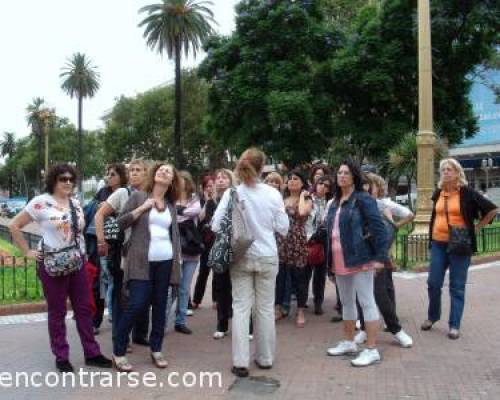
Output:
[103, 215, 121, 242]
[307, 240, 325, 266]
[444, 196, 472, 256]
[42, 200, 83, 277]
[208, 189, 254, 274]
[179, 219, 205, 256]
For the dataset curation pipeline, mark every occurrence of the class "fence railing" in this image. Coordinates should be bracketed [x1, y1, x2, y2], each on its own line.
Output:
[0, 256, 44, 303]
[394, 225, 500, 269]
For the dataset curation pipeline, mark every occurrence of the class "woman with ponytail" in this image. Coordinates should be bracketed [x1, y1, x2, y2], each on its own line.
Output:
[212, 148, 289, 378]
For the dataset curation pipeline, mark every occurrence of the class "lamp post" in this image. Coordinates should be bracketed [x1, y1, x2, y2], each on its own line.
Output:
[482, 157, 493, 190]
[39, 108, 56, 176]
[413, 0, 437, 234]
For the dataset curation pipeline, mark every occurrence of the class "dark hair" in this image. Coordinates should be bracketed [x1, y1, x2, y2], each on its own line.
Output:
[107, 163, 128, 188]
[332, 159, 364, 202]
[310, 164, 330, 184]
[284, 169, 308, 199]
[317, 176, 334, 201]
[45, 164, 78, 194]
[143, 162, 181, 204]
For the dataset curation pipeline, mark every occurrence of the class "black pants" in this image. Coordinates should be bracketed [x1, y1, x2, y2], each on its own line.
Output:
[193, 249, 216, 305]
[214, 270, 232, 332]
[305, 263, 327, 306]
[359, 268, 401, 334]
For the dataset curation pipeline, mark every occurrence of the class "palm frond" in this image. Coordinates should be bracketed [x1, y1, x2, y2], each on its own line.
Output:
[60, 52, 100, 99]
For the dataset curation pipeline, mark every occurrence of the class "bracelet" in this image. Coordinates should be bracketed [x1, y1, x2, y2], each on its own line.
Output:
[98, 242, 106, 246]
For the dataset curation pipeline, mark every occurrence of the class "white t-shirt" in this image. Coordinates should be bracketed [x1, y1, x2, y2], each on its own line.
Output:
[378, 198, 413, 219]
[106, 187, 131, 214]
[24, 194, 86, 253]
[148, 207, 173, 261]
[211, 183, 289, 257]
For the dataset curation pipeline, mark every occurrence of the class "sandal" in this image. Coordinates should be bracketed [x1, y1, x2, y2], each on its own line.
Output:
[275, 307, 288, 321]
[112, 354, 133, 372]
[420, 320, 435, 331]
[296, 311, 306, 328]
[151, 352, 168, 369]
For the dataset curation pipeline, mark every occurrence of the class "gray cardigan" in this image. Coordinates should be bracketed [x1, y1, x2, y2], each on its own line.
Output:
[118, 191, 181, 286]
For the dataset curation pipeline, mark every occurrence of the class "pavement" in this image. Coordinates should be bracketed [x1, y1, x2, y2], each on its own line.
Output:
[0, 262, 500, 400]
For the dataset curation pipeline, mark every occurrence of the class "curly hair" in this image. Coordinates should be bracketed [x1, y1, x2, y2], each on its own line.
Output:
[45, 164, 78, 194]
[143, 162, 181, 204]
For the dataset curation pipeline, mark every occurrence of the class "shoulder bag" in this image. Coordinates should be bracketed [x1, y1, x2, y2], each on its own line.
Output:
[444, 196, 472, 257]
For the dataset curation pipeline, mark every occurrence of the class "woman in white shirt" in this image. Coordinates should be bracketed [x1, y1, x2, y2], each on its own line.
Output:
[9, 164, 112, 373]
[212, 148, 289, 378]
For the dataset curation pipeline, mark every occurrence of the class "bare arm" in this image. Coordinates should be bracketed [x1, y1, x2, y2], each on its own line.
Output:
[95, 202, 115, 256]
[9, 211, 40, 259]
[298, 191, 313, 217]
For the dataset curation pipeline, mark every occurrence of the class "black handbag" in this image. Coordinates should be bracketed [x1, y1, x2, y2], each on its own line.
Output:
[179, 219, 205, 256]
[444, 196, 472, 257]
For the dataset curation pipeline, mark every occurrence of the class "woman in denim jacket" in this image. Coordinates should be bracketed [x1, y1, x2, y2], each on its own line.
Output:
[325, 160, 388, 367]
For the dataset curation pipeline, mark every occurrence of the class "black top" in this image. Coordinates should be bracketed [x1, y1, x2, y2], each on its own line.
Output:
[429, 186, 497, 253]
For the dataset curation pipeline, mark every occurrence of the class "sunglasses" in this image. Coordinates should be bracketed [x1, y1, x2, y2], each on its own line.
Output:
[107, 172, 117, 177]
[57, 175, 75, 184]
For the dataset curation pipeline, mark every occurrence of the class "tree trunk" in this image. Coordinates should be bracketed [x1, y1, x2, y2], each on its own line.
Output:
[78, 95, 83, 196]
[174, 38, 183, 168]
[37, 133, 42, 193]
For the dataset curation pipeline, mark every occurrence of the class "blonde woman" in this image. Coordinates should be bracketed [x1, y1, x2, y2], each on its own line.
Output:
[421, 158, 497, 339]
[212, 148, 289, 377]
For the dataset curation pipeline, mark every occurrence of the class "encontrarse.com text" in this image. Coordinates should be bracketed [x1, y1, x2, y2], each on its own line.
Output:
[0, 370, 222, 389]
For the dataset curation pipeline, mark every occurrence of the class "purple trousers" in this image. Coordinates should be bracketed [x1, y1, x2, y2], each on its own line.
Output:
[38, 263, 101, 362]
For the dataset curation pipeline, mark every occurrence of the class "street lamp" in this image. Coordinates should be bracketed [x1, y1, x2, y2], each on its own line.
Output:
[39, 108, 56, 176]
[482, 157, 493, 190]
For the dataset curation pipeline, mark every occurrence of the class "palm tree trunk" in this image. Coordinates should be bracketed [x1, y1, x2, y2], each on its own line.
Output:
[174, 37, 183, 168]
[78, 95, 83, 195]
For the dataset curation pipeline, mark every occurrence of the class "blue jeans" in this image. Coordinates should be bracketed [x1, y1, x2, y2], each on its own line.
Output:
[275, 264, 292, 312]
[100, 256, 113, 320]
[175, 259, 198, 327]
[427, 241, 471, 329]
[114, 260, 172, 355]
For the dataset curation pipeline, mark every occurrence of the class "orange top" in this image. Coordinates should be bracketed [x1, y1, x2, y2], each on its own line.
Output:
[432, 190, 466, 242]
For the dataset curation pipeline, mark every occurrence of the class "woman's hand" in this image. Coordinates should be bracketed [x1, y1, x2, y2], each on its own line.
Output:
[26, 250, 43, 262]
[140, 198, 156, 212]
[97, 241, 109, 257]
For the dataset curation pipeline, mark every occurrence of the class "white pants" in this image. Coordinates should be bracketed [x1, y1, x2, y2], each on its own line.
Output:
[230, 255, 278, 368]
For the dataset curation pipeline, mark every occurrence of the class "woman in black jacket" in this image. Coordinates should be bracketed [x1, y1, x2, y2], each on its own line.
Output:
[421, 158, 497, 339]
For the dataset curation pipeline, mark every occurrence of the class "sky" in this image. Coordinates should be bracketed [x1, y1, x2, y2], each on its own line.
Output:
[0, 0, 239, 140]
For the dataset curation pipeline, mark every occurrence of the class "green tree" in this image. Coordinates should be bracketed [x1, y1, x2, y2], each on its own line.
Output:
[0, 132, 16, 196]
[139, 0, 216, 168]
[26, 97, 46, 191]
[60, 52, 100, 193]
[199, 0, 340, 166]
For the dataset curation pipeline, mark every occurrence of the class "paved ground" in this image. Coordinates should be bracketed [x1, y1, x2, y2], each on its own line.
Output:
[1, 262, 500, 400]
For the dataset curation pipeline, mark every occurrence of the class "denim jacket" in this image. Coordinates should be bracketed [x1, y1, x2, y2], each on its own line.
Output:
[325, 191, 389, 270]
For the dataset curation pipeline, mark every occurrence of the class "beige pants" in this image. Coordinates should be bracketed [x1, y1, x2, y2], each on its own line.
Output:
[230, 255, 279, 368]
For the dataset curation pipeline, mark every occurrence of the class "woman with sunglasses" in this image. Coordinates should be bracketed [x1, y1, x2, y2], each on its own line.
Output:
[10, 164, 112, 373]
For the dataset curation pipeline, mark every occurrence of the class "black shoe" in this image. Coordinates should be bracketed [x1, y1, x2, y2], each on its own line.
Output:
[254, 360, 272, 370]
[330, 314, 342, 323]
[132, 337, 150, 346]
[56, 360, 74, 373]
[231, 366, 249, 377]
[314, 304, 324, 315]
[85, 354, 112, 368]
[175, 325, 193, 335]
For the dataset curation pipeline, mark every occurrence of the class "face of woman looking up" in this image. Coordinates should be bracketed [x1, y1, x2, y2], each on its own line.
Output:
[215, 172, 231, 193]
[154, 164, 174, 187]
[336, 165, 354, 189]
[287, 174, 304, 194]
[54, 173, 76, 198]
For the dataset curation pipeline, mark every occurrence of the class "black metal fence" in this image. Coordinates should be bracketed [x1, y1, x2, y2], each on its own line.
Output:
[0, 256, 43, 303]
[394, 226, 500, 269]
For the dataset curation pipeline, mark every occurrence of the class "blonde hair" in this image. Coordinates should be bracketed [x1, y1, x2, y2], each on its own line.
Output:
[215, 168, 235, 188]
[438, 158, 468, 189]
[235, 147, 266, 185]
[264, 172, 283, 186]
[367, 173, 386, 198]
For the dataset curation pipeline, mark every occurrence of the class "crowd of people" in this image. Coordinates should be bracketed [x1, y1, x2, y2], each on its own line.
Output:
[9, 148, 497, 377]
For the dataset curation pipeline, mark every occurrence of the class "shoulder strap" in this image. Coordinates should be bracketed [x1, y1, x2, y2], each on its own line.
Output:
[69, 200, 80, 247]
[443, 195, 451, 228]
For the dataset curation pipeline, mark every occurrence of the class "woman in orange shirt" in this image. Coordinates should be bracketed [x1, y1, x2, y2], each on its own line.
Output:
[422, 158, 497, 339]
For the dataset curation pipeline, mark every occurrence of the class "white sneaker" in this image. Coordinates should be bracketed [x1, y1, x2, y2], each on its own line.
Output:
[327, 341, 358, 356]
[394, 330, 413, 348]
[354, 330, 367, 344]
[213, 331, 228, 340]
[249, 334, 254, 341]
[355, 320, 361, 330]
[186, 309, 194, 316]
[351, 348, 381, 367]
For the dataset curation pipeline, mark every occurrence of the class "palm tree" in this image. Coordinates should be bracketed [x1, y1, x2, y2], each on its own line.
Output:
[139, 0, 216, 167]
[60, 52, 100, 194]
[0, 132, 17, 196]
[26, 97, 46, 192]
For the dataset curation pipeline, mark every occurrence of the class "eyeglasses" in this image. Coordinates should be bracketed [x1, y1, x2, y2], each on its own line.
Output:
[57, 175, 75, 184]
